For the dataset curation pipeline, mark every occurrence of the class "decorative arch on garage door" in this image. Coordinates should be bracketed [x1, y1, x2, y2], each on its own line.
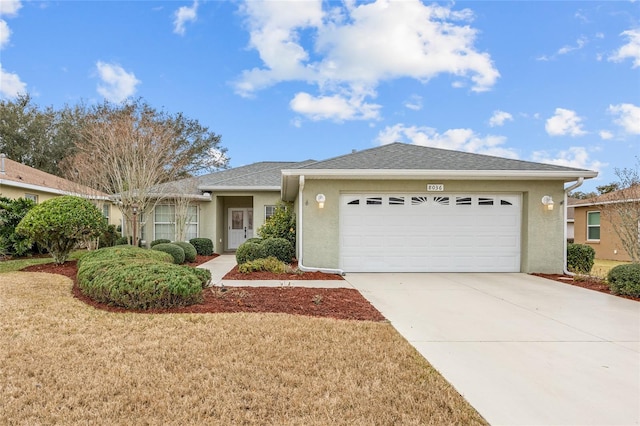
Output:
[339, 193, 521, 272]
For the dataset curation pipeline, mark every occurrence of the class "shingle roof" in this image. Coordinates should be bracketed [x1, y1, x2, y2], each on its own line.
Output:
[572, 184, 640, 206]
[294, 142, 593, 172]
[197, 161, 315, 188]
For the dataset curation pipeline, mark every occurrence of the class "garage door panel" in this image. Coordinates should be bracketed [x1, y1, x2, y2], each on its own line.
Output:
[340, 193, 521, 272]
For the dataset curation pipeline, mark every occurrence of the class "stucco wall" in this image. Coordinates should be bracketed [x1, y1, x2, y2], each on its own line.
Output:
[298, 179, 568, 273]
[574, 206, 631, 262]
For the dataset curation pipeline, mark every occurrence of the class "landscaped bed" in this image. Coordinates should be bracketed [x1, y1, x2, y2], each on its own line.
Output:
[20, 256, 383, 321]
[532, 273, 639, 302]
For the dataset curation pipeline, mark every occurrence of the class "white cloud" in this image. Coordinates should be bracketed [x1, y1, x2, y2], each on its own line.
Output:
[531, 147, 605, 171]
[173, 1, 198, 36]
[608, 103, 640, 134]
[290, 91, 381, 121]
[0, 63, 26, 98]
[95, 61, 140, 103]
[376, 123, 518, 159]
[0, 19, 9, 49]
[609, 28, 640, 68]
[557, 36, 587, 55]
[236, 0, 499, 120]
[488, 110, 513, 127]
[0, 0, 22, 17]
[404, 94, 422, 111]
[599, 130, 613, 140]
[545, 108, 587, 137]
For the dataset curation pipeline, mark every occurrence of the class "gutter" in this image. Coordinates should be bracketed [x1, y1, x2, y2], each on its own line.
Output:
[563, 177, 584, 276]
[296, 175, 345, 276]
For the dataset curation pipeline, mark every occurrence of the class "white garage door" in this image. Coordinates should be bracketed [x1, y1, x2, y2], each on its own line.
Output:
[340, 193, 521, 272]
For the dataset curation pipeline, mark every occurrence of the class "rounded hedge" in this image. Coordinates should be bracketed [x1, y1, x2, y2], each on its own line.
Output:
[78, 246, 172, 268]
[185, 266, 212, 288]
[189, 238, 214, 256]
[172, 241, 197, 263]
[261, 237, 295, 263]
[607, 264, 640, 297]
[567, 243, 595, 274]
[78, 261, 203, 310]
[235, 241, 265, 264]
[150, 239, 171, 248]
[152, 243, 185, 264]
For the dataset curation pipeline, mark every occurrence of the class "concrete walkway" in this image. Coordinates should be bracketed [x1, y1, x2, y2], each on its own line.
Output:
[197, 254, 353, 288]
[345, 272, 640, 426]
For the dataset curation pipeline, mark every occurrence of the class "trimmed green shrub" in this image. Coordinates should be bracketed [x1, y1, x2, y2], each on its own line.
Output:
[245, 238, 263, 244]
[173, 241, 197, 263]
[115, 236, 129, 245]
[98, 225, 120, 248]
[567, 243, 595, 274]
[0, 196, 36, 257]
[608, 264, 640, 297]
[152, 243, 185, 264]
[186, 266, 212, 288]
[78, 261, 203, 310]
[16, 195, 107, 264]
[189, 238, 214, 256]
[238, 256, 288, 274]
[235, 241, 265, 264]
[78, 246, 172, 268]
[257, 201, 295, 246]
[150, 238, 171, 248]
[261, 237, 295, 263]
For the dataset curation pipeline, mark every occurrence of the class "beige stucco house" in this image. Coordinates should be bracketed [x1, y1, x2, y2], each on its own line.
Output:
[148, 143, 597, 274]
[0, 154, 122, 227]
[572, 185, 639, 262]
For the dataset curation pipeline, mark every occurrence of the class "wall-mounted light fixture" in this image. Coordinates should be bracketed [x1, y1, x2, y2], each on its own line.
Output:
[316, 193, 326, 209]
[541, 195, 554, 211]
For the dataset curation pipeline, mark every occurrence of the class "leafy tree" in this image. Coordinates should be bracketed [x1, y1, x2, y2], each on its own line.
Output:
[569, 190, 597, 200]
[16, 196, 108, 264]
[0, 197, 36, 257]
[257, 201, 295, 246]
[596, 182, 620, 195]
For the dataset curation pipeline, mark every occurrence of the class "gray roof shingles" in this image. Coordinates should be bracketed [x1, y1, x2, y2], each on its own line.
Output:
[293, 142, 593, 172]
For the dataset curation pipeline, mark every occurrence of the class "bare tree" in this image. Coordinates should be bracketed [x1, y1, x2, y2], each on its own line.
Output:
[600, 162, 640, 263]
[163, 178, 201, 242]
[63, 100, 226, 245]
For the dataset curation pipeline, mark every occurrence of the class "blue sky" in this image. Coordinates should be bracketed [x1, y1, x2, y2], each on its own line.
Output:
[1, 0, 638, 191]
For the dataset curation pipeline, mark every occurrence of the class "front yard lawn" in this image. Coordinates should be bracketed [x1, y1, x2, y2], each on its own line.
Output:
[0, 272, 486, 425]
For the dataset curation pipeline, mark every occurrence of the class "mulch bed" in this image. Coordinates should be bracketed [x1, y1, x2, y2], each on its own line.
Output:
[20, 256, 385, 321]
[222, 262, 344, 281]
[532, 273, 639, 302]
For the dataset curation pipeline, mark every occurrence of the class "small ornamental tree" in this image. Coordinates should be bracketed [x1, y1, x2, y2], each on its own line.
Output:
[257, 201, 295, 246]
[16, 195, 108, 264]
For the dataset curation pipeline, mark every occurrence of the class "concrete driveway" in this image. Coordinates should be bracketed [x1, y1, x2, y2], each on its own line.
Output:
[344, 272, 640, 426]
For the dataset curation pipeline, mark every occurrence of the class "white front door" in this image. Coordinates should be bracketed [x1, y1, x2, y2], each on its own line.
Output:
[228, 208, 253, 250]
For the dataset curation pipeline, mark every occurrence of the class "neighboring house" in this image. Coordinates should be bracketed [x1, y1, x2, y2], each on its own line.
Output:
[566, 197, 579, 241]
[0, 154, 122, 227]
[572, 186, 639, 262]
[149, 143, 597, 274]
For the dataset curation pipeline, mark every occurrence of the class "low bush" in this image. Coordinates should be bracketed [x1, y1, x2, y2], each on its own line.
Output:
[607, 264, 640, 297]
[78, 261, 203, 310]
[261, 237, 295, 263]
[235, 241, 265, 264]
[78, 246, 172, 269]
[238, 257, 288, 274]
[150, 239, 171, 248]
[98, 225, 120, 248]
[189, 238, 214, 256]
[245, 238, 263, 244]
[115, 236, 129, 245]
[172, 241, 197, 263]
[567, 243, 595, 274]
[186, 266, 212, 288]
[152, 243, 185, 264]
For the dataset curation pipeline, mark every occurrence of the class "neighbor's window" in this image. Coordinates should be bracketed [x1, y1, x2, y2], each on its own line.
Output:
[587, 211, 600, 241]
[102, 204, 110, 220]
[265, 205, 276, 220]
[24, 193, 38, 203]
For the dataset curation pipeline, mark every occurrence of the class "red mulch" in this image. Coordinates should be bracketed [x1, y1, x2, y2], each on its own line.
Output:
[20, 256, 385, 321]
[222, 262, 344, 281]
[531, 273, 639, 302]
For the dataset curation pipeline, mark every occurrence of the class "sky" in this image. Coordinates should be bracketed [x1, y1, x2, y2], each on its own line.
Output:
[1, 0, 639, 192]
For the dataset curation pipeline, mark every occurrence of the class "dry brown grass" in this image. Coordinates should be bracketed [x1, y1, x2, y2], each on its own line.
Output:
[0, 272, 486, 425]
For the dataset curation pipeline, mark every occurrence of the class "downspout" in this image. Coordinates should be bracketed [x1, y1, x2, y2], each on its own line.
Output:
[297, 175, 345, 275]
[563, 177, 584, 275]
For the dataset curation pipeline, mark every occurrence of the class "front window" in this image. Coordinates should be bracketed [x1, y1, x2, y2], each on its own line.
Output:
[587, 211, 600, 240]
[184, 205, 198, 241]
[265, 205, 276, 220]
[154, 205, 176, 241]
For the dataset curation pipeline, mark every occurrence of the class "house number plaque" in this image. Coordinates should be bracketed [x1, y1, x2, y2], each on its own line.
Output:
[426, 184, 444, 192]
